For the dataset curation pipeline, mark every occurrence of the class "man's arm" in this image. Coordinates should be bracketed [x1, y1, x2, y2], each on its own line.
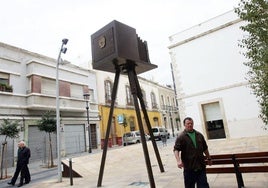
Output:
[174, 150, 184, 168]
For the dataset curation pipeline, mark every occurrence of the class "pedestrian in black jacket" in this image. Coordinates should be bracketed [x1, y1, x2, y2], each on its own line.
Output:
[8, 141, 31, 187]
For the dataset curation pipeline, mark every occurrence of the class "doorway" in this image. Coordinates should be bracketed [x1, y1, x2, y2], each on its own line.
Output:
[202, 102, 226, 139]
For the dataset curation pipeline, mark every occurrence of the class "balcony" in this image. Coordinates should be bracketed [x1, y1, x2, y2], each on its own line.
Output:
[161, 105, 179, 112]
[26, 94, 98, 112]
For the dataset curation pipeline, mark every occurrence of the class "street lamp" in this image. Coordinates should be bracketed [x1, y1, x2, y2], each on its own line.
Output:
[169, 108, 175, 137]
[83, 93, 92, 153]
[56, 38, 68, 183]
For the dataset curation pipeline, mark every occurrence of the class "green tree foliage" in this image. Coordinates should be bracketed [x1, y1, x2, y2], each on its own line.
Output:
[38, 111, 57, 133]
[0, 119, 20, 179]
[235, 0, 268, 128]
[0, 119, 20, 140]
[37, 111, 56, 168]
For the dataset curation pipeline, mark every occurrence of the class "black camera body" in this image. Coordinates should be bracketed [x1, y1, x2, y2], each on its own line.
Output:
[91, 20, 157, 74]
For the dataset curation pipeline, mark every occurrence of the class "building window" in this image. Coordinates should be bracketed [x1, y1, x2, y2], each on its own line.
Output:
[41, 77, 55, 95]
[161, 95, 165, 106]
[129, 116, 135, 131]
[151, 92, 157, 109]
[167, 96, 170, 106]
[172, 97, 176, 107]
[0, 72, 9, 85]
[0, 72, 12, 92]
[70, 83, 82, 98]
[141, 89, 147, 108]
[104, 80, 112, 103]
[126, 85, 133, 105]
[153, 117, 159, 126]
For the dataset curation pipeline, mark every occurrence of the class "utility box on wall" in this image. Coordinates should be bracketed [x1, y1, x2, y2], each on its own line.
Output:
[91, 20, 157, 74]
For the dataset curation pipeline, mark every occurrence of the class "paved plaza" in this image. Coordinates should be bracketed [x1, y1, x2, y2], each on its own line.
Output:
[2, 136, 268, 188]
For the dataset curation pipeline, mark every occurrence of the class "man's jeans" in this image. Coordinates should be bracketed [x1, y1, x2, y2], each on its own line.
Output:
[183, 169, 209, 188]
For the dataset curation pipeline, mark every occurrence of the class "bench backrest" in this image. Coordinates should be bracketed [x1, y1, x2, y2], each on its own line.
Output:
[206, 151, 268, 173]
[206, 151, 268, 165]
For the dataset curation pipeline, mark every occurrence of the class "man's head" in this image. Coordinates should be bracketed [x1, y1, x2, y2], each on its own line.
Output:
[183, 117, 194, 132]
[18, 141, 26, 148]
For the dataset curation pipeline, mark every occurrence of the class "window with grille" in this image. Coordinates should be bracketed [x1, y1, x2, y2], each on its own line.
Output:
[151, 92, 157, 109]
[126, 85, 133, 105]
[104, 80, 112, 103]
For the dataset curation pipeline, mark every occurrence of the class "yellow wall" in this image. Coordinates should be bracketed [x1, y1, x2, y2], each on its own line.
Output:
[99, 105, 162, 139]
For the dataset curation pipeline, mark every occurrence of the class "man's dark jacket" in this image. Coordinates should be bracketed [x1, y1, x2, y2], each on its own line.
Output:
[18, 146, 31, 166]
[174, 129, 208, 170]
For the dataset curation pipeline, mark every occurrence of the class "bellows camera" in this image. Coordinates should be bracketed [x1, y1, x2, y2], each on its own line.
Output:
[91, 20, 157, 74]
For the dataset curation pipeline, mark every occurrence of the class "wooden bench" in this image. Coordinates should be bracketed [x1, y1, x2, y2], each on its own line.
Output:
[205, 151, 268, 188]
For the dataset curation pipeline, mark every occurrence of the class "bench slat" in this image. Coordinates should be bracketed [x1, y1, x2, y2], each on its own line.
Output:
[206, 167, 235, 173]
[239, 166, 268, 173]
[206, 156, 268, 165]
[236, 157, 268, 163]
[208, 151, 268, 160]
[206, 166, 268, 173]
[235, 151, 268, 158]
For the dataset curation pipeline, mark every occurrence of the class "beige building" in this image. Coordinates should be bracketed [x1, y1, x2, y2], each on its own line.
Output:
[158, 84, 180, 137]
[95, 70, 177, 147]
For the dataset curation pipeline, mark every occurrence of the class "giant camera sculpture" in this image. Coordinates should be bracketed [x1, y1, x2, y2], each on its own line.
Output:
[91, 20, 163, 188]
[91, 20, 157, 74]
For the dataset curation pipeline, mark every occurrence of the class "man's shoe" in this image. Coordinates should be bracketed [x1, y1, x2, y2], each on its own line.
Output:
[17, 184, 23, 187]
[7, 182, 15, 185]
[25, 179, 31, 184]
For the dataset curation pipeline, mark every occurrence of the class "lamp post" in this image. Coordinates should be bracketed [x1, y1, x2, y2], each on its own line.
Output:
[83, 93, 92, 153]
[169, 108, 175, 137]
[56, 38, 68, 183]
[170, 62, 178, 137]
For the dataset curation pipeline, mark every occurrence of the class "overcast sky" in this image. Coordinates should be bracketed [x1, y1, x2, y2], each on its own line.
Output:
[1, 0, 240, 86]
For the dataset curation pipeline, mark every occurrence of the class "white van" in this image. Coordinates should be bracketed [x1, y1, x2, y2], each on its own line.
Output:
[123, 131, 141, 146]
[151, 127, 170, 140]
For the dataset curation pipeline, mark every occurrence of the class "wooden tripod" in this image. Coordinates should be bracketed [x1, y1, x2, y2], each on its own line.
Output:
[97, 60, 164, 187]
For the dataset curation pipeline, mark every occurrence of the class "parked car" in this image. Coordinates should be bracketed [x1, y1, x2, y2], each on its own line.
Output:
[123, 131, 141, 146]
[151, 127, 170, 140]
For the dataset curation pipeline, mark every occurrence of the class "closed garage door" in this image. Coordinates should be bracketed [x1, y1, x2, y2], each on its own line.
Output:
[64, 124, 86, 155]
[28, 125, 57, 163]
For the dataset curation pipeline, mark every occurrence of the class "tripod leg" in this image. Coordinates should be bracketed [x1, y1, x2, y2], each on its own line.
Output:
[127, 63, 156, 188]
[97, 65, 120, 187]
[132, 68, 165, 173]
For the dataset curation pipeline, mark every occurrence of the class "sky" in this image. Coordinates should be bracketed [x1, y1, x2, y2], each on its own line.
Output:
[1, 0, 240, 86]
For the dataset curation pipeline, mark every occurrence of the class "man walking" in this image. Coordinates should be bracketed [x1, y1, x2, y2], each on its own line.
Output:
[8, 141, 31, 187]
[174, 117, 212, 188]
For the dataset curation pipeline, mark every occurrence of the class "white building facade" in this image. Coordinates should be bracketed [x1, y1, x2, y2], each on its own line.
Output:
[168, 10, 267, 139]
[0, 42, 100, 166]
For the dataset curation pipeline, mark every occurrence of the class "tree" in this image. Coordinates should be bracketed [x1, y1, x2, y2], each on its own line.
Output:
[0, 119, 20, 179]
[37, 111, 57, 168]
[235, 0, 268, 128]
